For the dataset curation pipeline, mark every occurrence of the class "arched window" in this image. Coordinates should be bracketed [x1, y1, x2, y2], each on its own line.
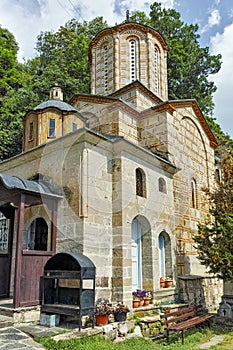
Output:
[191, 178, 197, 208]
[136, 168, 146, 197]
[27, 218, 48, 251]
[130, 40, 136, 82]
[215, 168, 220, 182]
[154, 46, 159, 93]
[104, 45, 108, 92]
[158, 231, 172, 285]
[158, 177, 166, 193]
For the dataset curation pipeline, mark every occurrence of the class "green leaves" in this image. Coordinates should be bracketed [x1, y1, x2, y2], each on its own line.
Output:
[194, 153, 233, 280]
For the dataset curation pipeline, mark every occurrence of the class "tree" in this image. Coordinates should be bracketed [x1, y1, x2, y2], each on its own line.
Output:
[29, 17, 108, 102]
[130, 2, 222, 116]
[193, 151, 233, 280]
[0, 27, 34, 159]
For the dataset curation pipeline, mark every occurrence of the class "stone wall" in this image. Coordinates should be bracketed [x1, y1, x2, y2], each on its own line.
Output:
[178, 275, 223, 310]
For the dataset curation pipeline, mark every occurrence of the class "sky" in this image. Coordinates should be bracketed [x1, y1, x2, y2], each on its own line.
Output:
[0, 0, 233, 138]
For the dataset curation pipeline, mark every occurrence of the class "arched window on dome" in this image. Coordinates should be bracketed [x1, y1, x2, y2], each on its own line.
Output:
[154, 45, 159, 93]
[136, 168, 146, 197]
[191, 178, 197, 208]
[49, 118, 55, 137]
[103, 45, 108, 93]
[130, 40, 136, 82]
[29, 122, 34, 141]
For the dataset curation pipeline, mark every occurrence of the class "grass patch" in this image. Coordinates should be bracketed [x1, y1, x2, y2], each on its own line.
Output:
[36, 325, 233, 350]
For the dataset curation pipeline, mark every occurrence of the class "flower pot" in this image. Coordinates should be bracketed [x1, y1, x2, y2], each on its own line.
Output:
[95, 314, 109, 326]
[143, 298, 151, 306]
[165, 280, 173, 288]
[132, 299, 140, 308]
[114, 312, 127, 322]
[139, 299, 145, 306]
[160, 277, 165, 288]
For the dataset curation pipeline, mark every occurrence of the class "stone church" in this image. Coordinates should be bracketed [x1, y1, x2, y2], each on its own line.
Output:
[0, 22, 222, 311]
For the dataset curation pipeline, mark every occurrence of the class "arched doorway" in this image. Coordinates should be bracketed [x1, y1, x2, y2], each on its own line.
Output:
[158, 231, 172, 279]
[131, 216, 152, 291]
[132, 218, 142, 290]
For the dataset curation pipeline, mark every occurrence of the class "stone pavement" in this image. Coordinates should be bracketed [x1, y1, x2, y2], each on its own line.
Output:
[0, 313, 65, 350]
[199, 335, 224, 349]
[0, 326, 44, 349]
[0, 316, 102, 350]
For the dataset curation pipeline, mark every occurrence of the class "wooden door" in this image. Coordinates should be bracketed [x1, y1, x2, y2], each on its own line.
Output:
[18, 252, 52, 307]
[131, 218, 142, 290]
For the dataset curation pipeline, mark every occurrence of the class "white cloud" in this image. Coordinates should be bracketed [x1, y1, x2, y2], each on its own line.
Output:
[201, 9, 221, 33]
[210, 24, 233, 137]
[0, 0, 175, 61]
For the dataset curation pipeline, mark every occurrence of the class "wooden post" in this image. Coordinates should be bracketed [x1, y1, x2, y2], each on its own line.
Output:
[14, 194, 25, 308]
[51, 201, 57, 253]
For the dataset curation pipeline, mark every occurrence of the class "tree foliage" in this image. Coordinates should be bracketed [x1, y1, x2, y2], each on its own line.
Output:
[193, 152, 233, 280]
[0, 26, 36, 159]
[29, 17, 108, 102]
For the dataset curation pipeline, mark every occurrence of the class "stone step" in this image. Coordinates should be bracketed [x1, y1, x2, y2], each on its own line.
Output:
[0, 314, 13, 328]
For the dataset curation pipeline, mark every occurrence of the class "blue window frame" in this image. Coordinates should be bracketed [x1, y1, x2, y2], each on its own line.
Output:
[49, 119, 55, 137]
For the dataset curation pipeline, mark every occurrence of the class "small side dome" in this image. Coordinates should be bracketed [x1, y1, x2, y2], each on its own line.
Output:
[33, 85, 77, 112]
[33, 99, 77, 112]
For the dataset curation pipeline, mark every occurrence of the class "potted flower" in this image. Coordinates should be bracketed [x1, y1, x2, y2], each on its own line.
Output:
[95, 299, 113, 325]
[165, 277, 173, 288]
[160, 277, 165, 288]
[132, 290, 140, 308]
[113, 302, 130, 322]
[144, 290, 152, 306]
[132, 289, 147, 307]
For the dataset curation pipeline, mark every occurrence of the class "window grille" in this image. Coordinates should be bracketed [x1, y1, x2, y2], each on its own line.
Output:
[154, 46, 159, 93]
[0, 212, 8, 253]
[104, 46, 108, 92]
[130, 40, 136, 82]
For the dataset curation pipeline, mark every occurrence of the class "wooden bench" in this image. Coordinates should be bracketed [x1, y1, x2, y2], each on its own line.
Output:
[160, 305, 214, 344]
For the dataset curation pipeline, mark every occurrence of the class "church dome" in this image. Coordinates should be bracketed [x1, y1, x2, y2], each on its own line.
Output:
[33, 99, 77, 112]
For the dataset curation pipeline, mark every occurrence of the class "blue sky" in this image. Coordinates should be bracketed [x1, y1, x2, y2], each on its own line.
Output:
[0, 0, 232, 138]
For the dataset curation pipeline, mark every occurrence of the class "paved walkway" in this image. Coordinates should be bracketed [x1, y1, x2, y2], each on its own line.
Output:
[0, 315, 102, 350]
[199, 335, 224, 349]
[0, 326, 44, 349]
[0, 313, 65, 350]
